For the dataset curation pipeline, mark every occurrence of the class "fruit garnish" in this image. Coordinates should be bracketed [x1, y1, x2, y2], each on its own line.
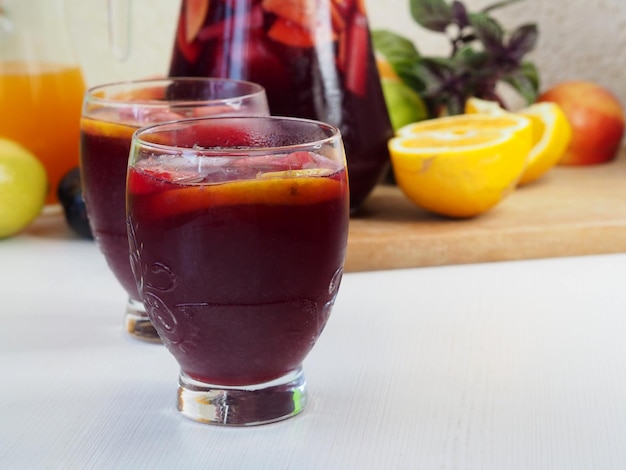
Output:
[262, 0, 318, 29]
[267, 17, 333, 48]
[131, 148, 346, 218]
[143, 173, 344, 220]
[176, 0, 208, 63]
[261, 0, 370, 96]
[372, 0, 540, 117]
[388, 114, 531, 218]
[263, 0, 337, 48]
[185, 0, 210, 43]
[80, 117, 136, 140]
[259, 168, 336, 179]
[342, 12, 369, 96]
[0, 137, 47, 239]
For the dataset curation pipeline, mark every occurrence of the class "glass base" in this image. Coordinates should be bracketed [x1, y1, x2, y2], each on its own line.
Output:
[124, 298, 161, 343]
[177, 367, 307, 426]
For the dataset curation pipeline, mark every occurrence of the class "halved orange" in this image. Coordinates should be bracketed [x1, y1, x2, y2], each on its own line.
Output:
[389, 117, 531, 218]
[397, 112, 533, 147]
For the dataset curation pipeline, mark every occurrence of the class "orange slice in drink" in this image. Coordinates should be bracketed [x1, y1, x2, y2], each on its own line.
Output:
[146, 170, 345, 219]
[80, 117, 136, 140]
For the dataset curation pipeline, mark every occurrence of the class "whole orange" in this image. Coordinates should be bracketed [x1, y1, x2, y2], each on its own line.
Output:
[538, 80, 625, 165]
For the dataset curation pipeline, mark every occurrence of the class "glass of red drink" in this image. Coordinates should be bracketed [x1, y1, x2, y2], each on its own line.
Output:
[126, 116, 350, 425]
[80, 78, 269, 342]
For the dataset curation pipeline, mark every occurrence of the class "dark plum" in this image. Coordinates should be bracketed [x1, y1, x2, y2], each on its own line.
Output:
[57, 167, 93, 239]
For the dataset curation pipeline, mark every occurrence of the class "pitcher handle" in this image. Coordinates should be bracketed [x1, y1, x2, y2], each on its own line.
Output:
[107, 0, 132, 61]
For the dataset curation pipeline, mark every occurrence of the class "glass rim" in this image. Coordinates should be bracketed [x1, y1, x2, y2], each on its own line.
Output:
[132, 115, 343, 157]
[84, 76, 267, 109]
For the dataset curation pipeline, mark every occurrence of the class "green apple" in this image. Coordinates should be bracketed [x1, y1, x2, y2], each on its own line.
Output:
[0, 137, 48, 239]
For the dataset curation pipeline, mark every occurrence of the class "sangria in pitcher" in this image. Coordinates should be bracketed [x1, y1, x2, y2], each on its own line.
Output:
[168, 0, 393, 209]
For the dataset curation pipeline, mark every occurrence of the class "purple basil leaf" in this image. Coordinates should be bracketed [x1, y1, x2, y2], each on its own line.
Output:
[451, 1, 470, 28]
[507, 24, 538, 61]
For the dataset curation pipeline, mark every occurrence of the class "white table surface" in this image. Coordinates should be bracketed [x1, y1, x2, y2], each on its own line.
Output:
[2, 210, 626, 470]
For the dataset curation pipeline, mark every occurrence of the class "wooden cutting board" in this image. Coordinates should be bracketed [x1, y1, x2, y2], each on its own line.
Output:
[345, 149, 626, 272]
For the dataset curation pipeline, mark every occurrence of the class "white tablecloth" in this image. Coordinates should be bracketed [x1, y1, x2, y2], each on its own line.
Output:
[2, 211, 626, 469]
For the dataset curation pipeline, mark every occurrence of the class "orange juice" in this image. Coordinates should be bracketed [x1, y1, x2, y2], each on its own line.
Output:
[0, 62, 86, 204]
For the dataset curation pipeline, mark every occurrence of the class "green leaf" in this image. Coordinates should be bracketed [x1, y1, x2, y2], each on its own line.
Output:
[375, 0, 540, 117]
[371, 29, 421, 63]
[371, 29, 428, 92]
[410, 0, 454, 32]
[501, 62, 540, 104]
[454, 45, 489, 68]
[481, 0, 524, 14]
[446, 93, 466, 116]
[519, 61, 540, 90]
[397, 62, 430, 93]
[469, 13, 504, 55]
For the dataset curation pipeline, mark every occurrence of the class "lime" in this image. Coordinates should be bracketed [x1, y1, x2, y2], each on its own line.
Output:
[0, 137, 48, 238]
[381, 78, 428, 131]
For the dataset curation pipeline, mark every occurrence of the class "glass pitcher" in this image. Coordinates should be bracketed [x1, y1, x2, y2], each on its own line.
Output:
[0, 0, 86, 205]
[167, 0, 393, 211]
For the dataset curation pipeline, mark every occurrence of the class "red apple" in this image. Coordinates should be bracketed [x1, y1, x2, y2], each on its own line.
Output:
[538, 80, 625, 165]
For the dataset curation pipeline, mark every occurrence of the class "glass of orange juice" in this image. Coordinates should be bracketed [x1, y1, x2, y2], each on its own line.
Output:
[0, 0, 86, 205]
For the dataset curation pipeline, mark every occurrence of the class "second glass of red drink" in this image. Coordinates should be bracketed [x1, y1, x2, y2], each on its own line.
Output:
[80, 78, 269, 342]
[126, 116, 350, 425]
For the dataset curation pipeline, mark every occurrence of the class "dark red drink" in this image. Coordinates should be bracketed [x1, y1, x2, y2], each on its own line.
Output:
[168, 0, 392, 209]
[80, 118, 139, 297]
[79, 78, 268, 342]
[127, 157, 349, 386]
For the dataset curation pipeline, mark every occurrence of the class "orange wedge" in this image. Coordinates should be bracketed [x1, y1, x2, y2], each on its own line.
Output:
[464, 96, 507, 115]
[464, 97, 573, 185]
[517, 102, 572, 185]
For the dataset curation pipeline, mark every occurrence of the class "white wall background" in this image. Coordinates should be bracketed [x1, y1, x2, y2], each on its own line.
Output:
[67, 0, 626, 108]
